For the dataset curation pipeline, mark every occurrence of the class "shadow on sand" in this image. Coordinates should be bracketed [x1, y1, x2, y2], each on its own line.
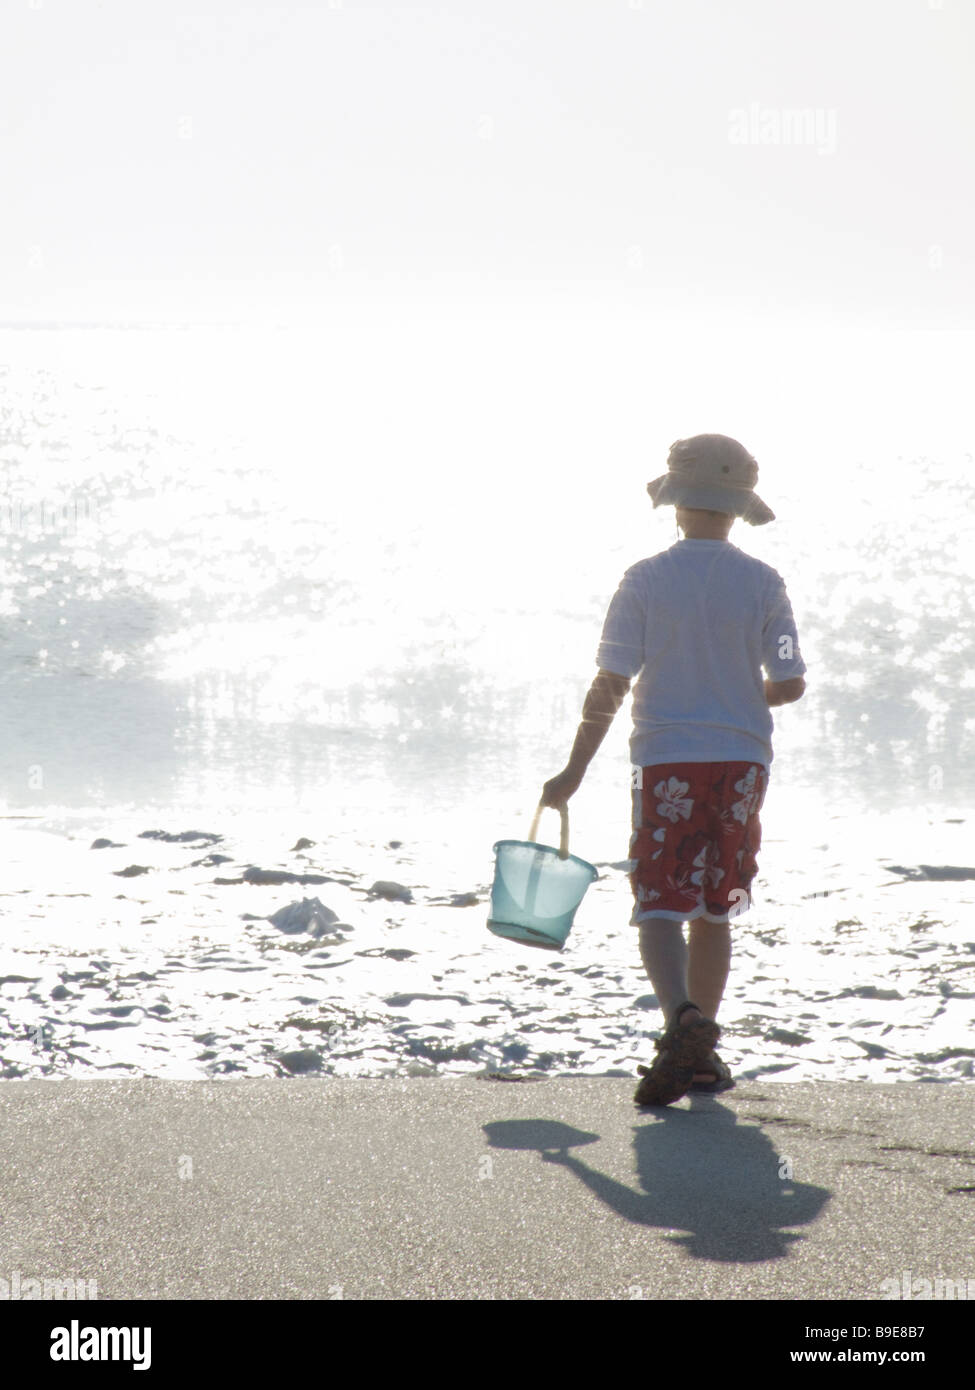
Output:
[483, 1101, 831, 1263]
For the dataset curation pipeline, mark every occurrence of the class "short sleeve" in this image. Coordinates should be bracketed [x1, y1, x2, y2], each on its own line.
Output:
[595, 569, 646, 678]
[762, 573, 807, 679]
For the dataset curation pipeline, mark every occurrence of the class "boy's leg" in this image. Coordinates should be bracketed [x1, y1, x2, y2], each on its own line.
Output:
[687, 919, 732, 1023]
[637, 916, 696, 1026]
[638, 915, 713, 1084]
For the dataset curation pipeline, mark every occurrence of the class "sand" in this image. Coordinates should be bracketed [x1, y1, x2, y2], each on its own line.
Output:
[1, 1078, 973, 1301]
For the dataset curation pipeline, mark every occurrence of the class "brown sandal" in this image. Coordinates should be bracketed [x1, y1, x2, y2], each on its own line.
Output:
[688, 1049, 736, 1094]
[634, 1001, 721, 1107]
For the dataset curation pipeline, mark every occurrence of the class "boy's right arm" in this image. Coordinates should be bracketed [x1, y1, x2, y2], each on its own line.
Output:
[765, 675, 806, 706]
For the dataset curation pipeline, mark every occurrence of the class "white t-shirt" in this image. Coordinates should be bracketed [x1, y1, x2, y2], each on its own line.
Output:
[595, 539, 806, 771]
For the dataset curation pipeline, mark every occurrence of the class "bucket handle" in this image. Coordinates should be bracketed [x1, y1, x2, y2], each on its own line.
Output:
[528, 802, 570, 860]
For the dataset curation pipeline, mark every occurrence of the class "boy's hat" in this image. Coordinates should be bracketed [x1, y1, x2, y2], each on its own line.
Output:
[646, 433, 775, 526]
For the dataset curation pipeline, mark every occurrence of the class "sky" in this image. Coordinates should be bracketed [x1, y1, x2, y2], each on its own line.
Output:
[1, 0, 973, 327]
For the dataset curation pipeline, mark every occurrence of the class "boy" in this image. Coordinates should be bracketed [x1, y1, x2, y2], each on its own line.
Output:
[541, 434, 807, 1106]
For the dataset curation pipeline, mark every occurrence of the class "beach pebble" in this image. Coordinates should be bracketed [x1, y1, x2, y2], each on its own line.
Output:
[844, 986, 903, 1001]
[50, 984, 72, 1000]
[765, 1027, 812, 1046]
[385, 991, 471, 1008]
[244, 867, 302, 885]
[267, 897, 341, 937]
[885, 863, 975, 881]
[139, 829, 223, 844]
[278, 1048, 323, 1074]
[368, 880, 413, 903]
[407, 1038, 474, 1064]
[243, 866, 331, 886]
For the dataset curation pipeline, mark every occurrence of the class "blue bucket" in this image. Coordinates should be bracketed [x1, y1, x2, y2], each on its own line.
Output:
[487, 803, 599, 950]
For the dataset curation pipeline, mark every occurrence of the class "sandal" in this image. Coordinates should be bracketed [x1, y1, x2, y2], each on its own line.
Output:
[688, 1049, 736, 1094]
[633, 1001, 721, 1107]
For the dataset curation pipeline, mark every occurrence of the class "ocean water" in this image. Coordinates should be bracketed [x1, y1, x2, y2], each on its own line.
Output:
[1, 317, 973, 1081]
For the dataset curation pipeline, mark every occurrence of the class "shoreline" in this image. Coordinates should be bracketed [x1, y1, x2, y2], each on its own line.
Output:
[1, 807, 973, 1085]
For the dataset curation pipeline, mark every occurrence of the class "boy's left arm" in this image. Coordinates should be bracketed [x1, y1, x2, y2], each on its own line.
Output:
[541, 669, 631, 808]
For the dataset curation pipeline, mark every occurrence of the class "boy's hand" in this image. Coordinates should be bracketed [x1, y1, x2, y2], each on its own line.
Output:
[541, 769, 582, 808]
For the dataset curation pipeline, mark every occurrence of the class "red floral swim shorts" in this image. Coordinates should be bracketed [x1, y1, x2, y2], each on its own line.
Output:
[628, 761, 768, 925]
